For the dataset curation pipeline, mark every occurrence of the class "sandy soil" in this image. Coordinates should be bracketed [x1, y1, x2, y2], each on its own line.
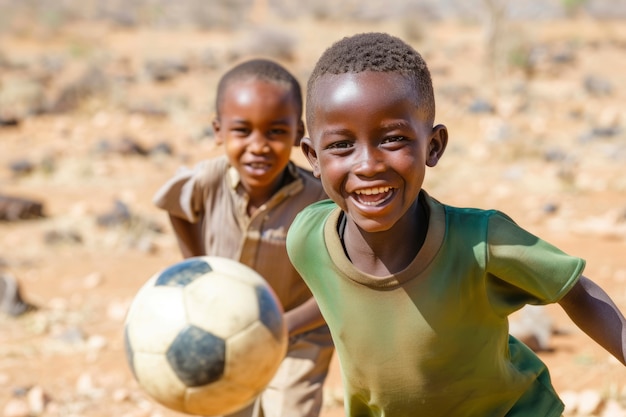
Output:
[1, 13, 625, 417]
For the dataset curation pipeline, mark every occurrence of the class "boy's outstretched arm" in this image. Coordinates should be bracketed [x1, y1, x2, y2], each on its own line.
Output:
[558, 275, 626, 365]
[168, 213, 205, 258]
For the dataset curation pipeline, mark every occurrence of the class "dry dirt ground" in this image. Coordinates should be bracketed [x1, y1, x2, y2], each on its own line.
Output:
[1, 13, 626, 417]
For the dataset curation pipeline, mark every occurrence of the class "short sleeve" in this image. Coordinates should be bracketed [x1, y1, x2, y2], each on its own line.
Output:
[153, 159, 225, 223]
[485, 212, 585, 314]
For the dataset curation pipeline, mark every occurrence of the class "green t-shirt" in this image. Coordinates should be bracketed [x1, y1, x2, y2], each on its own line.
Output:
[286, 192, 585, 417]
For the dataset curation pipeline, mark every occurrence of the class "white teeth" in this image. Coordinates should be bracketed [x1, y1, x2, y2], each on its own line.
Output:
[355, 187, 391, 195]
[249, 163, 268, 168]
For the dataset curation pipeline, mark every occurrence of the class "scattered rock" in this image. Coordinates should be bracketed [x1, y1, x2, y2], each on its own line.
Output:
[107, 299, 131, 321]
[112, 388, 130, 403]
[92, 137, 150, 157]
[0, 194, 45, 221]
[0, 78, 47, 119]
[82, 272, 103, 289]
[52, 325, 86, 345]
[2, 397, 29, 417]
[48, 66, 110, 113]
[601, 399, 626, 417]
[468, 97, 495, 114]
[144, 58, 189, 83]
[43, 229, 83, 245]
[584, 74, 613, 96]
[577, 389, 603, 415]
[126, 103, 168, 118]
[26, 385, 49, 415]
[0, 372, 10, 385]
[561, 390, 579, 414]
[149, 142, 174, 156]
[0, 274, 38, 317]
[86, 334, 108, 351]
[0, 115, 20, 127]
[509, 305, 554, 352]
[96, 200, 132, 227]
[8, 159, 35, 177]
[542, 202, 559, 214]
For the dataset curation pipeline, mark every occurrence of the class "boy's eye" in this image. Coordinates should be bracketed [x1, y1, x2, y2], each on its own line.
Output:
[269, 128, 288, 136]
[326, 141, 352, 150]
[382, 136, 405, 144]
[232, 127, 250, 135]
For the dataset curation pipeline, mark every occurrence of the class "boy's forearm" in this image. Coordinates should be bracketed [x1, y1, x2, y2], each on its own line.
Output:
[558, 275, 626, 365]
[168, 214, 205, 258]
[284, 297, 326, 338]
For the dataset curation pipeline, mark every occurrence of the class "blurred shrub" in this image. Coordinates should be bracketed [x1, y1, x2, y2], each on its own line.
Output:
[0, 0, 255, 33]
[228, 27, 297, 63]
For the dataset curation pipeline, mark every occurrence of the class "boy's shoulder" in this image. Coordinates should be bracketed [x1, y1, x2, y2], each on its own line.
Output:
[429, 193, 512, 223]
[195, 155, 229, 175]
[288, 199, 336, 250]
[293, 199, 336, 227]
[187, 155, 231, 188]
[425, 192, 520, 240]
[288, 162, 328, 200]
[170, 155, 229, 181]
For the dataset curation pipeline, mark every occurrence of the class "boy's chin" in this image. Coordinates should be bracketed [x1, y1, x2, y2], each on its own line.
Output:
[347, 214, 397, 234]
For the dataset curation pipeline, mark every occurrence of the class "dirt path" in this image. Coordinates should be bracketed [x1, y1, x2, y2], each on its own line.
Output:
[1, 15, 625, 417]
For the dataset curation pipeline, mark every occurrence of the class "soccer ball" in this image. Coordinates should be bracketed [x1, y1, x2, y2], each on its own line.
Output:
[124, 256, 288, 416]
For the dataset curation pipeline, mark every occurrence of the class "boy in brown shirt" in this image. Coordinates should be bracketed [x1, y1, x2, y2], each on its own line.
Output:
[153, 59, 333, 417]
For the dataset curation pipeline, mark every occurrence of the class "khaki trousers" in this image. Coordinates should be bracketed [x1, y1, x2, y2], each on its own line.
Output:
[224, 325, 335, 417]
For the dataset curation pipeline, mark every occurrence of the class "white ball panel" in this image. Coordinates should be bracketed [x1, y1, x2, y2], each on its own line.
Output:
[127, 286, 187, 353]
[185, 378, 257, 416]
[184, 276, 260, 338]
[225, 321, 287, 391]
[199, 256, 267, 286]
[125, 276, 157, 319]
[133, 351, 187, 411]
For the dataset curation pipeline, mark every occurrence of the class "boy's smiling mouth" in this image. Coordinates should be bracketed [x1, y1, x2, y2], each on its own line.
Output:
[243, 159, 273, 174]
[247, 162, 271, 169]
[353, 186, 394, 206]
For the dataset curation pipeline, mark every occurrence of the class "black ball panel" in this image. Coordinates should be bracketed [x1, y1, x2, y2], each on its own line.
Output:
[166, 325, 226, 387]
[123, 327, 136, 379]
[255, 286, 284, 342]
[156, 258, 213, 288]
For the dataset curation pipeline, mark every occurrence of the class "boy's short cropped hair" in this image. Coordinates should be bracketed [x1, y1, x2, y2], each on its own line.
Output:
[306, 32, 435, 125]
[216, 58, 303, 118]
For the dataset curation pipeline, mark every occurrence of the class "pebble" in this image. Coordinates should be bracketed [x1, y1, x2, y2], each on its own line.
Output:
[26, 385, 48, 415]
[107, 298, 131, 321]
[82, 272, 103, 289]
[86, 334, 108, 351]
[2, 398, 29, 417]
[578, 389, 603, 415]
[601, 400, 626, 417]
[0, 373, 9, 385]
[112, 388, 130, 402]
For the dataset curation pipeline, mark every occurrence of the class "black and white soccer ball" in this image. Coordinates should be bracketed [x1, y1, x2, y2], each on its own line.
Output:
[124, 256, 288, 416]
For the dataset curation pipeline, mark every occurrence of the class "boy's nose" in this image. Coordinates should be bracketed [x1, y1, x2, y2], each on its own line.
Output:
[248, 132, 270, 153]
[353, 147, 385, 176]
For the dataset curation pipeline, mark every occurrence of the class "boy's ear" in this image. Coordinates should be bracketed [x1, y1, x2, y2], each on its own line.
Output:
[426, 124, 448, 167]
[294, 120, 305, 147]
[300, 137, 321, 178]
[212, 118, 223, 145]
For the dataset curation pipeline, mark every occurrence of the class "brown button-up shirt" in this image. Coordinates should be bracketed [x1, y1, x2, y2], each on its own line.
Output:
[153, 156, 327, 312]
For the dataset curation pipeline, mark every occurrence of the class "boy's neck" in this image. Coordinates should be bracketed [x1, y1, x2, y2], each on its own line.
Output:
[245, 168, 292, 216]
[343, 197, 428, 277]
